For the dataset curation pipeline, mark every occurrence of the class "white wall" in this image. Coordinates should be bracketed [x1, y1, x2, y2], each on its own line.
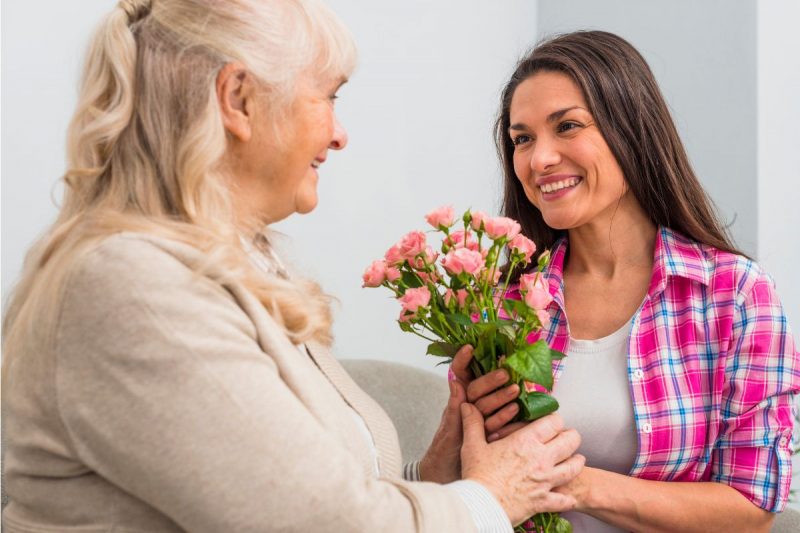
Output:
[2, 1, 797, 376]
[1, 0, 113, 303]
[274, 0, 538, 374]
[757, 0, 800, 339]
[0, 0, 538, 377]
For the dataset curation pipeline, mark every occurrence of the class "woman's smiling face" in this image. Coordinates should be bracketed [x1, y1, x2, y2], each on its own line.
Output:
[509, 71, 629, 231]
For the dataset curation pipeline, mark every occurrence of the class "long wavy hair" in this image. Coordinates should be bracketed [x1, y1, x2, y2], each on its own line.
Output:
[495, 31, 743, 269]
[3, 0, 357, 363]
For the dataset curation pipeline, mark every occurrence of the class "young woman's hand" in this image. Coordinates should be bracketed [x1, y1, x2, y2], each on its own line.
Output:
[419, 345, 532, 483]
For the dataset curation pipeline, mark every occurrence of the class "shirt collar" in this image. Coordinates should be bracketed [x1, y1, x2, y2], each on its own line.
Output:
[543, 226, 711, 306]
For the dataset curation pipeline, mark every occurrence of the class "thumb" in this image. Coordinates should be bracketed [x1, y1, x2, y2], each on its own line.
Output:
[460, 402, 486, 447]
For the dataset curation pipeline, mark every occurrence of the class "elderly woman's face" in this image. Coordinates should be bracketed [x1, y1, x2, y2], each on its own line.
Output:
[508, 71, 628, 231]
[225, 71, 348, 224]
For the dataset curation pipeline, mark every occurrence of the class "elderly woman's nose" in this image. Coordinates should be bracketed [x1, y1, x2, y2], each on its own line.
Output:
[329, 116, 348, 150]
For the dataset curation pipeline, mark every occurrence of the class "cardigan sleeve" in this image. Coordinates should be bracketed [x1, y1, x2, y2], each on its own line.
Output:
[711, 270, 800, 512]
[54, 236, 478, 532]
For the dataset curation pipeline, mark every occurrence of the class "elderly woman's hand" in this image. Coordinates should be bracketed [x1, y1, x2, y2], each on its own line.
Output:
[419, 345, 523, 483]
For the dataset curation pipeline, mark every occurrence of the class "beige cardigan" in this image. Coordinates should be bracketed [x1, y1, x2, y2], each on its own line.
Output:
[3, 233, 475, 532]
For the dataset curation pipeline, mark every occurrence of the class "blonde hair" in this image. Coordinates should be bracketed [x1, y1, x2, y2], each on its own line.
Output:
[3, 0, 357, 361]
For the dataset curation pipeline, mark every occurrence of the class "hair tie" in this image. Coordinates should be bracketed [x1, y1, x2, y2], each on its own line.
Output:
[118, 0, 152, 25]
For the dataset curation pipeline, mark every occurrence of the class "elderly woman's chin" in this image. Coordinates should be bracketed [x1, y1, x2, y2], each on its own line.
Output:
[293, 181, 320, 215]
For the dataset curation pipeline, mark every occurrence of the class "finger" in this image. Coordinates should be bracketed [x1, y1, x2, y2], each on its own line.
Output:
[460, 403, 487, 448]
[534, 491, 579, 514]
[450, 345, 474, 383]
[475, 383, 519, 417]
[466, 369, 509, 403]
[520, 413, 564, 444]
[487, 421, 527, 442]
[543, 428, 581, 465]
[484, 400, 520, 434]
[549, 454, 585, 488]
[441, 380, 466, 425]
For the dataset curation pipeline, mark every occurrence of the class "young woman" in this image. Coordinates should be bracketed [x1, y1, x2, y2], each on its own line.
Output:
[1, 1, 584, 531]
[494, 31, 799, 532]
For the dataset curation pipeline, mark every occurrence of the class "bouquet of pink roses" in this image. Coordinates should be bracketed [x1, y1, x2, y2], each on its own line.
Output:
[362, 206, 570, 533]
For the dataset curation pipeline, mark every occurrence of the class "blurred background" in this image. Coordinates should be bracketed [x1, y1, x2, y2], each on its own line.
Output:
[2, 0, 799, 501]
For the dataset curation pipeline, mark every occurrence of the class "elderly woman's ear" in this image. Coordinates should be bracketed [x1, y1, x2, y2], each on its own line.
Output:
[217, 62, 254, 142]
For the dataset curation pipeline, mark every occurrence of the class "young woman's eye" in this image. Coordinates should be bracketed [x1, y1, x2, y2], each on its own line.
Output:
[512, 134, 532, 146]
[557, 121, 580, 133]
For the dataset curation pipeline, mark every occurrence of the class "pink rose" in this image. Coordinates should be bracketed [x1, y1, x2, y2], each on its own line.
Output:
[470, 210, 489, 232]
[481, 268, 502, 286]
[441, 248, 484, 276]
[398, 286, 431, 314]
[536, 308, 551, 329]
[521, 273, 553, 310]
[444, 288, 469, 308]
[509, 234, 537, 263]
[425, 205, 456, 229]
[386, 266, 401, 282]
[417, 270, 440, 284]
[362, 260, 387, 287]
[398, 231, 427, 260]
[413, 246, 439, 269]
[484, 216, 521, 241]
[524, 381, 548, 393]
[445, 229, 479, 251]
[384, 244, 404, 266]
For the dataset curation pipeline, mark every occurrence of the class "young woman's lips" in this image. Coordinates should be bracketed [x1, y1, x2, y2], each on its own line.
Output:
[538, 176, 583, 201]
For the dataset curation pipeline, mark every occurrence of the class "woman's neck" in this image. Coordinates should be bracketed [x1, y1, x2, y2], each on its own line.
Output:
[565, 197, 657, 280]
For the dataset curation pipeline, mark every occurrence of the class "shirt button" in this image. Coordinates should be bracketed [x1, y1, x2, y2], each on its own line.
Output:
[632, 369, 644, 379]
[642, 422, 652, 434]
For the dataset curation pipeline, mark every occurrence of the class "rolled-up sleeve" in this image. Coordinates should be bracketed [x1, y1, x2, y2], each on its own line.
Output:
[712, 272, 800, 511]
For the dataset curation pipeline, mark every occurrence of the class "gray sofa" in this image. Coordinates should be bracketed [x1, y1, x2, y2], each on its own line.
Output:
[340, 358, 800, 533]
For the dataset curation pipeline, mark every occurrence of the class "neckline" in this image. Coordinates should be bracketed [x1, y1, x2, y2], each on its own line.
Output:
[569, 319, 632, 353]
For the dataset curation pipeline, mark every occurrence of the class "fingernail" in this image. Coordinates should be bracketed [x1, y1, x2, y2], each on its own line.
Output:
[488, 432, 500, 442]
[448, 380, 456, 397]
[447, 368, 456, 382]
[509, 384, 520, 395]
[496, 370, 509, 382]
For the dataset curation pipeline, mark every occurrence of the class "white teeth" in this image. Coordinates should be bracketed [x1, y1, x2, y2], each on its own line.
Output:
[311, 161, 320, 168]
[540, 177, 580, 193]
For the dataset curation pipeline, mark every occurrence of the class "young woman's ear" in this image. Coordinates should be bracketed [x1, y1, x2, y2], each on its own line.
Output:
[217, 62, 253, 142]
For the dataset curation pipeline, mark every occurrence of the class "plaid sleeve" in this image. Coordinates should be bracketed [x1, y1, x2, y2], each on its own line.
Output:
[711, 270, 800, 512]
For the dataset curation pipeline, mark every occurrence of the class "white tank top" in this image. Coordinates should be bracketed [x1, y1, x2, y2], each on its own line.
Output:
[553, 320, 637, 533]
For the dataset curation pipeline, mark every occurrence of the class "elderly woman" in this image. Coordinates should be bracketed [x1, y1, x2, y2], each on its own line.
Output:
[1, 1, 584, 532]
[495, 31, 799, 532]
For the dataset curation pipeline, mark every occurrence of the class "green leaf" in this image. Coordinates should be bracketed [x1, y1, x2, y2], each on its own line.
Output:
[426, 341, 459, 358]
[519, 391, 559, 421]
[550, 349, 567, 361]
[445, 313, 474, 326]
[398, 320, 413, 332]
[554, 517, 573, 533]
[502, 339, 554, 389]
[401, 270, 423, 288]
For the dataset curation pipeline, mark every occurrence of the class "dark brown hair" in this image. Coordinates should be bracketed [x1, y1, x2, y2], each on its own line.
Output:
[496, 30, 744, 264]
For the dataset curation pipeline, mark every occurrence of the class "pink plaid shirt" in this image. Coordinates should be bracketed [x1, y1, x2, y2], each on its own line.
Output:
[515, 227, 799, 511]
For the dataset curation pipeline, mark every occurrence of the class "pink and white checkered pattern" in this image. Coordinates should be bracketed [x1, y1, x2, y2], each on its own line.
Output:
[510, 227, 799, 511]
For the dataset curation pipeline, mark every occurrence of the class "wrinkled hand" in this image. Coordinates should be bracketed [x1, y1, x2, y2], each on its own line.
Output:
[420, 345, 536, 483]
[461, 406, 584, 526]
